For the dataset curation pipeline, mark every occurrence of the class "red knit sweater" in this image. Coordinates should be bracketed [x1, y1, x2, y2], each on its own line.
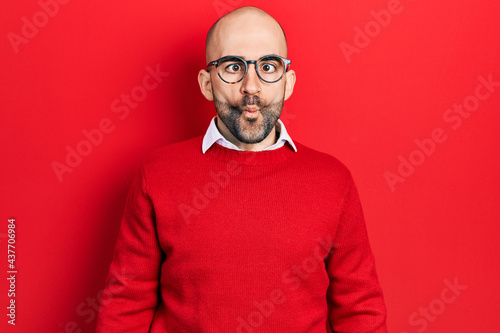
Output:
[95, 135, 387, 333]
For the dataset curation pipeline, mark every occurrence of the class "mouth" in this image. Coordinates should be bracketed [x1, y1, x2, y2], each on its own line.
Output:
[243, 108, 259, 114]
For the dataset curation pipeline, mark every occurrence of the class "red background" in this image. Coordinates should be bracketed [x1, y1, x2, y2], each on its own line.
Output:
[2, 0, 499, 332]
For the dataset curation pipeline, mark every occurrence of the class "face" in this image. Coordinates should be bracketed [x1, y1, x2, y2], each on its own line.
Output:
[213, 79, 285, 144]
[199, 9, 295, 145]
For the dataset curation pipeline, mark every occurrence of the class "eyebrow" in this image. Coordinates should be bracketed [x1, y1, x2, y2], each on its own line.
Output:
[218, 56, 242, 62]
[221, 54, 281, 61]
[259, 55, 281, 61]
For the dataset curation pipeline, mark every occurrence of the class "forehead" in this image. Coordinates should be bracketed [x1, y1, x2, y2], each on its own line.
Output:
[208, 12, 287, 61]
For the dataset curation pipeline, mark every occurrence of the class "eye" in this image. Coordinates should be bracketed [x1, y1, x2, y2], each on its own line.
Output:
[260, 62, 277, 73]
[225, 63, 244, 73]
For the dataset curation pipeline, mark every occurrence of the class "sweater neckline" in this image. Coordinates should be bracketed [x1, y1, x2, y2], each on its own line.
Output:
[204, 141, 296, 166]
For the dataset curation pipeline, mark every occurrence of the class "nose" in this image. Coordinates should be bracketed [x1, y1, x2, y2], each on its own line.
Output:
[240, 63, 261, 95]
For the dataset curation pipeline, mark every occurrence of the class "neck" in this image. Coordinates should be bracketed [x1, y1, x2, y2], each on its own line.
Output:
[205, 136, 295, 166]
[215, 116, 278, 151]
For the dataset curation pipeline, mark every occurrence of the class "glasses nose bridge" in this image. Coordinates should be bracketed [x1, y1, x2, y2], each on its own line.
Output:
[245, 59, 259, 73]
[243, 59, 261, 81]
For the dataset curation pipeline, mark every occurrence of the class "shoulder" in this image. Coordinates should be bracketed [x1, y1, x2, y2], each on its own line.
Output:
[292, 140, 355, 197]
[294, 140, 352, 178]
[140, 135, 203, 171]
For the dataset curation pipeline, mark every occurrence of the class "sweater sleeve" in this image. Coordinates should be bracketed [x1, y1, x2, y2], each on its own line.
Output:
[95, 163, 163, 332]
[326, 175, 388, 333]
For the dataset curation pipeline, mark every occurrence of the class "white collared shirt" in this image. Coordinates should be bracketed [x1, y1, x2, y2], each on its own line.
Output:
[202, 116, 297, 154]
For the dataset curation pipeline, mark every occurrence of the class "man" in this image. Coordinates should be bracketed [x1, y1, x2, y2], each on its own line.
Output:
[96, 6, 387, 333]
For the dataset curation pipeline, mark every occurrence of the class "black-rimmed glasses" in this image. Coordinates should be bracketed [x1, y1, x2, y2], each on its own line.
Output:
[206, 55, 291, 84]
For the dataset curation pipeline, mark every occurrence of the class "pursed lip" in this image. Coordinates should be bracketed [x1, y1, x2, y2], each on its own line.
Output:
[243, 108, 259, 113]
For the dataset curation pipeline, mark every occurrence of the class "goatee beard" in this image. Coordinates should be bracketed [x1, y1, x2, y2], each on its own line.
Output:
[214, 95, 283, 144]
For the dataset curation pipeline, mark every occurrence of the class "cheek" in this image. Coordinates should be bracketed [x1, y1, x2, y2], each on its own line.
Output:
[266, 84, 286, 102]
[212, 83, 239, 102]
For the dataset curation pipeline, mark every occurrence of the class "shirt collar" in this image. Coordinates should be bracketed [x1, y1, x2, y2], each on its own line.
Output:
[202, 116, 297, 154]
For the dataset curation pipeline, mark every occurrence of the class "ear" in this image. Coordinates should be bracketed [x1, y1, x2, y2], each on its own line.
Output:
[284, 69, 296, 101]
[198, 69, 214, 101]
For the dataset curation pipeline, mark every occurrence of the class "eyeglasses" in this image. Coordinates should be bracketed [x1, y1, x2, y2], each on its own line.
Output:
[206, 55, 291, 84]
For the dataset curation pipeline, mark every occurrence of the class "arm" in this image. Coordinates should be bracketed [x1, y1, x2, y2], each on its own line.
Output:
[95, 163, 163, 332]
[326, 175, 387, 333]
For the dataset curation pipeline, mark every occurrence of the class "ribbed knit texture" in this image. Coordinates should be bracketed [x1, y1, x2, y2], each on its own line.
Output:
[95, 135, 387, 333]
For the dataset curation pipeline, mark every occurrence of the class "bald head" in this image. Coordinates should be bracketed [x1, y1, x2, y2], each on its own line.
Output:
[205, 6, 288, 63]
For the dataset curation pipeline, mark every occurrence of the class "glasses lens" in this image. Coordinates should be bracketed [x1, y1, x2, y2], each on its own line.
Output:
[257, 56, 285, 83]
[217, 57, 246, 83]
